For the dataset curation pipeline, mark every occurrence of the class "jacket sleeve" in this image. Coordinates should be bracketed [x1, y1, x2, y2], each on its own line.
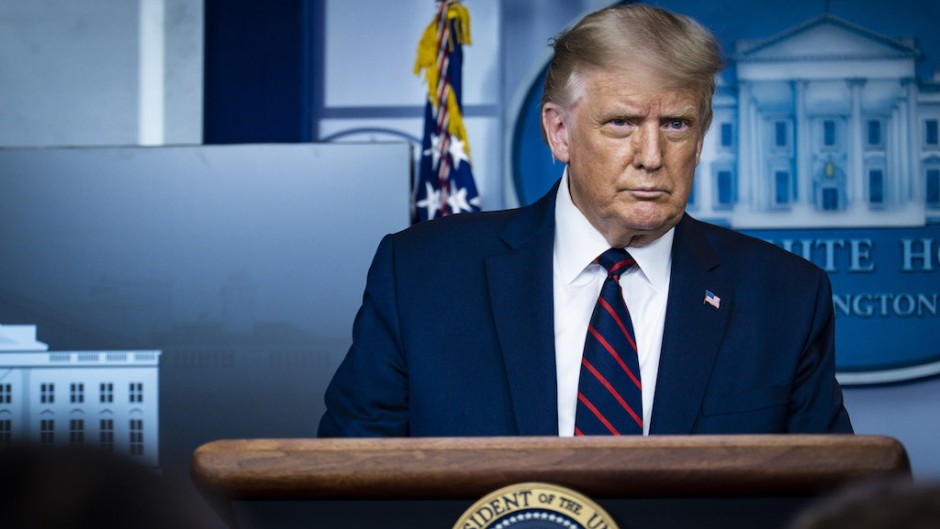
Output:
[788, 269, 854, 433]
[318, 234, 410, 437]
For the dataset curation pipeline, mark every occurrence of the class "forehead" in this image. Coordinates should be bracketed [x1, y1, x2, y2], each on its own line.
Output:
[568, 64, 701, 114]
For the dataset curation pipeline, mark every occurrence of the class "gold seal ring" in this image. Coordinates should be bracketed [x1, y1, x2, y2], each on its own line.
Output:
[452, 482, 619, 529]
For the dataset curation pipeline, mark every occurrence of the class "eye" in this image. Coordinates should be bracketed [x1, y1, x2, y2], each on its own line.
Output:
[605, 117, 638, 133]
[665, 119, 689, 131]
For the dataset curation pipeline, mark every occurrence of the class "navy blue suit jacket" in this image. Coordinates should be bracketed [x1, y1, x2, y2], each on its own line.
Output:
[319, 182, 852, 436]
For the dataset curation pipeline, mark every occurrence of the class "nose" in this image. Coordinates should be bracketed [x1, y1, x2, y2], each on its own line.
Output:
[632, 122, 663, 170]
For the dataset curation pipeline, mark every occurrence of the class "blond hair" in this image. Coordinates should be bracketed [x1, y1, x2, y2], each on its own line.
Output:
[542, 4, 724, 134]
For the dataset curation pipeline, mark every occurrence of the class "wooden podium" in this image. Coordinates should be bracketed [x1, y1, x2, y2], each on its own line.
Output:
[191, 435, 910, 529]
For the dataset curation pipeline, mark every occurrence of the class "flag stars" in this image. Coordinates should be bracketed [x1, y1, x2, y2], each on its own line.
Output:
[448, 136, 471, 170]
[416, 182, 442, 220]
[447, 184, 481, 214]
[424, 133, 445, 169]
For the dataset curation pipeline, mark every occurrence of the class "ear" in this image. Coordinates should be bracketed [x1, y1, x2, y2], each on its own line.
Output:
[541, 102, 571, 163]
[694, 134, 704, 166]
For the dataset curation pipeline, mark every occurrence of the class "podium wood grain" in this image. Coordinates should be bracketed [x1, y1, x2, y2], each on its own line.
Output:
[191, 435, 909, 500]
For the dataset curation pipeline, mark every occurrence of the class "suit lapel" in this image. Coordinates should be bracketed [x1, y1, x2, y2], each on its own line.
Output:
[486, 184, 559, 435]
[650, 215, 731, 434]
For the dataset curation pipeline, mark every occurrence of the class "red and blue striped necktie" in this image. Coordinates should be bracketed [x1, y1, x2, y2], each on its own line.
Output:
[574, 248, 643, 436]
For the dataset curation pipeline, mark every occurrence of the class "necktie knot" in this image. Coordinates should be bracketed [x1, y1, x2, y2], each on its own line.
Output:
[596, 248, 635, 279]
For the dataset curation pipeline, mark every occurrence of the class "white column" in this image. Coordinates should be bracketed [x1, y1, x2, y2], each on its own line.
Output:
[903, 78, 920, 201]
[891, 106, 903, 205]
[795, 81, 812, 209]
[139, 0, 165, 146]
[737, 82, 752, 210]
[754, 101, 766, 208]
[848, 79, 866, 210]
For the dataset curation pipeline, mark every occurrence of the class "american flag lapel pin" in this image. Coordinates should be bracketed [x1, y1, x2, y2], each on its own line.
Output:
[704, 290, 721, 309]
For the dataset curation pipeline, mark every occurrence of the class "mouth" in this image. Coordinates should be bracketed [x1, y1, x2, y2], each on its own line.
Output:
[625, 187, 668, 200]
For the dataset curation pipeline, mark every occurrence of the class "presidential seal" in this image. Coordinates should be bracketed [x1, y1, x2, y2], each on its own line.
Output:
[452, 482, 619, 529]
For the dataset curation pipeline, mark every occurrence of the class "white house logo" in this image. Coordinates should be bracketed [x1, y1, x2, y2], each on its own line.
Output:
[509, 4, 940, 384]
[0, 324, 161, 463]
[452, 483, 619, 529]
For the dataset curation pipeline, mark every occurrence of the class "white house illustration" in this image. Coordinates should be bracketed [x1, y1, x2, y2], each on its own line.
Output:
[693, 13, 940, 228]
[0, 324, 161, 467]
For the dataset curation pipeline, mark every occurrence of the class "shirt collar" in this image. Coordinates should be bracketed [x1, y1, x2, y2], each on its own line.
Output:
[554, 169, 674, 290]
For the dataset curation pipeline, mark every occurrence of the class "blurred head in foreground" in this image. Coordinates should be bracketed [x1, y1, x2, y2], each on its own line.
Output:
[790, 478, 940, 529]
[0, 444, 215, 529]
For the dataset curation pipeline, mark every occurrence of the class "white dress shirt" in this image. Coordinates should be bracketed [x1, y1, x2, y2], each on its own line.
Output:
[553, 170, 674, 436]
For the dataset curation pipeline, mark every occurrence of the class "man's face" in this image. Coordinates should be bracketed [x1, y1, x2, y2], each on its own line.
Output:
[542, 63, 705, 248]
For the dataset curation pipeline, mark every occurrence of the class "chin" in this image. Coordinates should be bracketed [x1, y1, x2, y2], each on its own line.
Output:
[619, 211, 681, 236]
[619, 212, 671, 231]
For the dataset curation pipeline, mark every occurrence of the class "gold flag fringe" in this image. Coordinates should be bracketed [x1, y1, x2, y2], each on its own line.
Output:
[413, 2, 473, 154]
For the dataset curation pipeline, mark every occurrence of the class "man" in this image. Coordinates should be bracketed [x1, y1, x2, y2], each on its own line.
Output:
[318, 4, 852, 437]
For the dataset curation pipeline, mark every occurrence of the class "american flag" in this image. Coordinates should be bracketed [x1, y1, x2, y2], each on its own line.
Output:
[412, 0, 480, 223]
[704, 290, 721, 309]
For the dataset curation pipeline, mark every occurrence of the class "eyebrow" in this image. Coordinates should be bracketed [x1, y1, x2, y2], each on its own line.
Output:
[595, 107, 699, 127]
[662, 106, 699, 121]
